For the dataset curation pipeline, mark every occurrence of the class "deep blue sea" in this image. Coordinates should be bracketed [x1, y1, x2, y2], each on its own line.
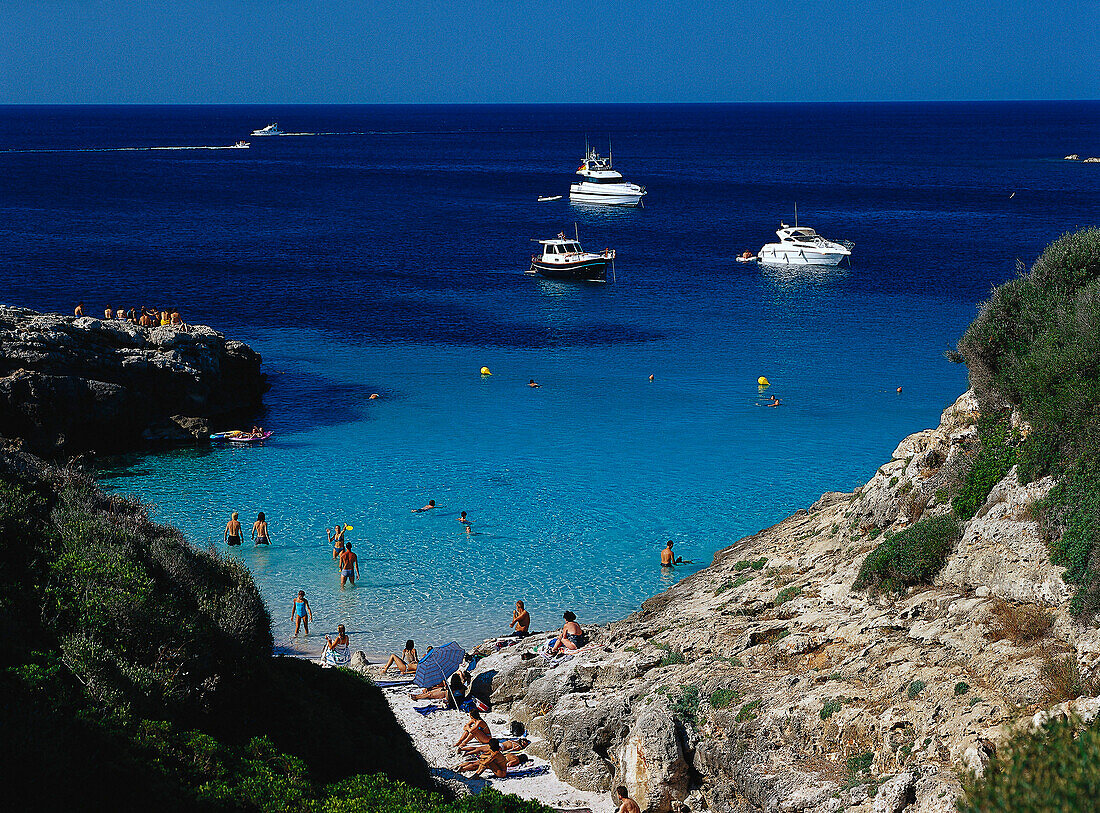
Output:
[2, 103, 1098, 654]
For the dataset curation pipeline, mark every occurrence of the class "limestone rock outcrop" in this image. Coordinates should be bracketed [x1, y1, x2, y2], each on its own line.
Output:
[0, 306, 267, 455]
[478, 391, 1096, 812]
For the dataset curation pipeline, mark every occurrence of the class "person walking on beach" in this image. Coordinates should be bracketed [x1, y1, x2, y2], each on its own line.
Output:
[224, 512, 242, 546]
[339, 543, 359, 588]
[615, 787, 640, 813]
[252, 512, 271, 545]
[291, 590, 313, 636]
[510, 600, 530, 637]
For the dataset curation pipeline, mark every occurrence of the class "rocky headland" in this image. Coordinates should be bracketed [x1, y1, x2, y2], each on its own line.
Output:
[472, 390, 1098, 812]
[0, 305, 268, 455]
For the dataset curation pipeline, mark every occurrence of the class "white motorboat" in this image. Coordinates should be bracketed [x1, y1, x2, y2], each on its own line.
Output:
[230, 140, 250, 149]
[569, 141, 646, 206]
[537, 195, 563, 202]
[757, 209, 853, 266]
[528, 229, 616, 283]
[251, 123, 282, 136]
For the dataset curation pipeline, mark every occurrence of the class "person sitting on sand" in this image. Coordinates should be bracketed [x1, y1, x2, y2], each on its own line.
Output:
[329, 524, 345, 558]
[461, 739, 510, 778]
[291, 590, 313, 636]
[412, 499, 436, 512]
[74, 302, 84, 317]
[380, 640, 418, 675]
[457, 749, 528, 775]
[325, 624, 349, 652]
[661, 540, 683, 567]
[510, 600, 530, 637]
[460, 737, 530, 754]
[252, 512, 271, 545]
[616, 786, 641, 813]
[454, 709, 492, 748]
[528, 379, 540, 388]
[339, 543, 359, 588]
[550, 611, 587, 653]
[224, 512, 242, 546]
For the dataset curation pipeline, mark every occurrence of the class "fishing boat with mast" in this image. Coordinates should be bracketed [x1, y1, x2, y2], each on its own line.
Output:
[527, 226, 616, 283]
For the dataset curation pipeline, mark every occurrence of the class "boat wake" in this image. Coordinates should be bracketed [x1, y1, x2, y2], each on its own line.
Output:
[0, 145, 253, 154]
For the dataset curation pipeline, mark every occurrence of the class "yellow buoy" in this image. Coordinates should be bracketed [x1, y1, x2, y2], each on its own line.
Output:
[758, 376, 770, 387]
[480, 366, 492, 376]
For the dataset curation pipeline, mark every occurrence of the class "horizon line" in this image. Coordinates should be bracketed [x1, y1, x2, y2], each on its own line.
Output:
[1, 98, 1098, 108]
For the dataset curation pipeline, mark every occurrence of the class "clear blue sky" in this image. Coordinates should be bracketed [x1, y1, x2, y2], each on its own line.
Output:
[0, 0, 1094, 104]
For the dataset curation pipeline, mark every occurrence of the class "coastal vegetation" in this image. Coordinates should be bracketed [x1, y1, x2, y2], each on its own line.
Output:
[0, 448, 543, 811]
[852, 514, 961, 594]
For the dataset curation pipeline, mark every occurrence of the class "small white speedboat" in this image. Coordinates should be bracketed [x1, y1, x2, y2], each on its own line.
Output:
[251, 123, 282, 136]
[230, 141, 250, 149]
[538, 195, 563, 202]
[757, 209, 853, 266]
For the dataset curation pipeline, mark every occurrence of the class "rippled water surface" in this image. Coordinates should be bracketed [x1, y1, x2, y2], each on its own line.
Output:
[3, 103, 1100, 651]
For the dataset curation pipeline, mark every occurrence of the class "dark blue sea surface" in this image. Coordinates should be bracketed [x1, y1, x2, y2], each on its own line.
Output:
[2, 103, 1098, 651]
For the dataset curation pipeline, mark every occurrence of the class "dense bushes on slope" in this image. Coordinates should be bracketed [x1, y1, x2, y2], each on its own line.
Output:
[853, 514, 961, 594]
[956, 227, 1100, 613]
[0, 447, 544, 811]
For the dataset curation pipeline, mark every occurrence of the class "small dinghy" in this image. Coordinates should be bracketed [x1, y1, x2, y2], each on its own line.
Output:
[226, 431, 273, 444]
[210, 430, 244, 441]
[537, 195, 563, 202]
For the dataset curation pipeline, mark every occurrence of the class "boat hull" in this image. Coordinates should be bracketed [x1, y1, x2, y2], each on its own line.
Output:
[569, 185, 645, 206]
[757, 246, 849, 266]
[529, 258, 609, 282]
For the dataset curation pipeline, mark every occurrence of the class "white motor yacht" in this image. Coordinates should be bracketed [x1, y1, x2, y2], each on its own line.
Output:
[757, 210, 853, 266]
[251, 123, 283, 136]
[569, 141, 646, 206]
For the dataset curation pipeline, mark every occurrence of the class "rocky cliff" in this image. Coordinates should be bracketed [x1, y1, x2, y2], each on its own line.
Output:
[0, 306, 268, 455]
[482, 392, 1098, 813]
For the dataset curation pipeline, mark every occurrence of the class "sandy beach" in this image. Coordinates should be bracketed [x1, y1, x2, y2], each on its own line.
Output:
[318, 649, 611, 812]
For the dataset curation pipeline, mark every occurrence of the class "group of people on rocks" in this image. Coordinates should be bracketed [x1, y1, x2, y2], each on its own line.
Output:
[74, 302, 186, 329]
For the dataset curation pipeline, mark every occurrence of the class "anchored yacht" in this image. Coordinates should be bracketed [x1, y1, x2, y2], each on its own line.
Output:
[250, 123, 283, 136]
[528, 230, 616, 283]
[569, 142, 646, 206]
[757, 210, 853, 266]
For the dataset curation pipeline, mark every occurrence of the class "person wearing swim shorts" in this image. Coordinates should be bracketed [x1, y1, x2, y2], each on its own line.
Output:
[291, 590, 313, 636]
[339, 543, 359, 588]
[224, 512, 242, 546]
[550, 611, 587, 653]
[252, 512, 271, 545]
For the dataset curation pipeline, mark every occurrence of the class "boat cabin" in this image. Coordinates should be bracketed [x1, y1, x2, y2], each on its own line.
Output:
[538, 239, 585, 259]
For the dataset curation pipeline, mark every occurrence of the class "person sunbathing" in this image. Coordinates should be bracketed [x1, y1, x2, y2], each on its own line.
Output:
[411, 681, 445, 701]
[325, 625, 349, 651]
[460, 737, 530, 754]
[454, 709, 491, 748]
[458, 739, 510, 778]
[457, 749, 528, 775]
[550, 611, 587, 653]
[380, 640, 418, 674]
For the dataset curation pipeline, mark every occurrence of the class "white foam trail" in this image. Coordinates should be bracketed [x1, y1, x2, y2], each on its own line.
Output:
[0, 145, 251, 154]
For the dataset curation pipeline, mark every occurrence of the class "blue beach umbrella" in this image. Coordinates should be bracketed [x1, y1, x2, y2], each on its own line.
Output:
[413, 641, 466, 688]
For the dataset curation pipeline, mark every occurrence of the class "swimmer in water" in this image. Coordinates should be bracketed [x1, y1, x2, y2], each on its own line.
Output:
[649, 374, 655, 382]
[458, 511, 469, 524]
[661, 540, 682, 567]
[528, 379, 540, 388]
[412, 500, 436, 512]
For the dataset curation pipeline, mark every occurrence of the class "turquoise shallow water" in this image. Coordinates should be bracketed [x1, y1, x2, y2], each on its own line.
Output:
[7, 102, 1099, 653]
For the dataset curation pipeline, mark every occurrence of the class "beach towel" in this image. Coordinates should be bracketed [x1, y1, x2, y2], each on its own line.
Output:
[413, 705, 447, 716]
[496, 765, 550, 779]
[321, 644, 351, 667]
[374, 678, 416, 688]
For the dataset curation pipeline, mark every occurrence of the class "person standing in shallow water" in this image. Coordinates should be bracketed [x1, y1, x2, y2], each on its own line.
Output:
[224, 512, 242, 546]
[252, 512, 270, 545]
[291, 590, 313, 636]
[661, 540, 682, 567]
[339, 543, 359, 588]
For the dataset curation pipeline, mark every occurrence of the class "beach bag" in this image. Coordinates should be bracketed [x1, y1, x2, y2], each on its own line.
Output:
[509, 721, 526, 738]
[460, 697, 489, 714]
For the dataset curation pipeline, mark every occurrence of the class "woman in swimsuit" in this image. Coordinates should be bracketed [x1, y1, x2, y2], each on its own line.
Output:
[290, 590, 313, 636]
[460, 737, 530, 754]
[550, 611, 587, 653]
[454, 709, 492, 748]
[380, 640, 418, 675]
[329, 525, 345, 559]
[252, 512, 271, 545]
[224, 512, 242, 546]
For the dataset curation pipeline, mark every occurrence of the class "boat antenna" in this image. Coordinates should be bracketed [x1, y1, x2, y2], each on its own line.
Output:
[609, 136, 613, 165]
[574, 222, 579, 242]
[794, 202, 798, 227]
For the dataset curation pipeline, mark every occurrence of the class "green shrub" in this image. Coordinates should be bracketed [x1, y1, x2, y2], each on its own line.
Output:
[736, 698, 762, 722]
[952, 414, 1017, 520]
[708, 688, 741, 709]
[846, 752, 873, 773]
[775, 585, 802, 605]
[669, 685, 701, 726]
[659, 649, 686, 667]
[960, 715, 1100, 813]
[955, 682, 970, 696]
[955, 228, 1100, 614]
[820, 698, 842, 720]
[907, 679, 926, 699]
[750, 557, 769, 570]
[853, 515, 961, 594]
